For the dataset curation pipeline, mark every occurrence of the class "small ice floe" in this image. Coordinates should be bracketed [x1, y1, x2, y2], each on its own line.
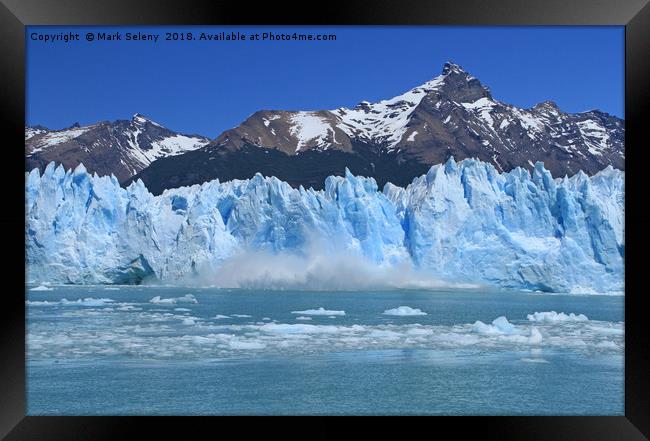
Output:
[214, 314, 230, 319]
[472, 316, 516, 335]
[28, 298, 116, 307]
[149, 294, 198, 305]
[25, 300, 56, 306]
[29, 285, 53, 291]
[527, 311, 588, 323]
[228, 339, 266, 350]
[382, 306, 427, 316]
[231, 314, 252, 318]
[471, 316, 543, 344]
[291, 307, 345, 316]
[520, 357, 549, 363]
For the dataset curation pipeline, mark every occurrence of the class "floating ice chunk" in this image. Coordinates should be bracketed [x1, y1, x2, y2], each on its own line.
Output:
[231, 314, 252, 318]
[472, 316, 517, 335]
[149, 296, 175, 304]
[382, 306, 427, 316]
[213, 314, 230, 319]
[191, 336, 218, 345]
[520, 357, 549, 363]
[587, 325, 624, 335]
[174, 308, 191, 312]
[59, 298, 115, 307]
[291, 307, 345, 316]
[26, 305, 622, 360]
[527, 311, 588, 323]
[528, 327, 543, 344]
[368, 329, 401, 339]
[149, 294, 198, 305]
[174, 294, 198, 303]
[116, 305, 140, 311]
[29, 285, 53, 291]
[406, 327, 434, 336]
[228, 339, 266, 350]
[25, 300, 57, 306]
[595, 341, 620, 350]
[260, 323, 344, 334]
[492, 316, 516, 333]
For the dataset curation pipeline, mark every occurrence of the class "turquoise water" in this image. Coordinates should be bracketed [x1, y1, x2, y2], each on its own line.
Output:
[26, 286, 624, 415]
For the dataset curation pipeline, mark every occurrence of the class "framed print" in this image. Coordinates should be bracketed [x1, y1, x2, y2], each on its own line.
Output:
[1, 0, 648, 439]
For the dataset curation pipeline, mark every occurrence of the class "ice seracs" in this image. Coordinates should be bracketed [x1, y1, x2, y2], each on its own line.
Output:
[26, 157, 624, 293]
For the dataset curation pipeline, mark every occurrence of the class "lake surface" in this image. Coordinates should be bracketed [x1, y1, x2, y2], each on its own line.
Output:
[26, 286, 624, 415]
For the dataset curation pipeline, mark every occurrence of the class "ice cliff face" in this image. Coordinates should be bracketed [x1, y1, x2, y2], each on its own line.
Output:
[25, 158, 624, 293]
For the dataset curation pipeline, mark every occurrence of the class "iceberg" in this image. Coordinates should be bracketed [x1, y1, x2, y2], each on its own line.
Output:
[25, 158, 624, 293]
[382, 306, 428, 316]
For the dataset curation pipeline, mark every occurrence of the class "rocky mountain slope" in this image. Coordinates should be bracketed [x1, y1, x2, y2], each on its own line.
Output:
[25, 114, 210, 182]
[129, 62, 624, 194]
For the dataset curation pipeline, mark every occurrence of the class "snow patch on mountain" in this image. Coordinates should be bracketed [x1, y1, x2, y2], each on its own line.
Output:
[577, 119, 610, 156]
[25, 127, 48, 141]
[289, 112, 332, 151]
[29, 126, 93, 154]
[127, 134, 210, 166]
[332, 75, 446, 149]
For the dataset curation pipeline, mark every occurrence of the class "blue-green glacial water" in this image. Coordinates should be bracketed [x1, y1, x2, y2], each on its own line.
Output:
[26, 286, 623, 415]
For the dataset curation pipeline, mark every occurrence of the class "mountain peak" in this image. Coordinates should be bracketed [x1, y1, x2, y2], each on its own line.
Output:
[442, 61, 466, 76]
[533, 100, 561, 111]
[437, 62, 491, 102]
[132, 113, 163, 128]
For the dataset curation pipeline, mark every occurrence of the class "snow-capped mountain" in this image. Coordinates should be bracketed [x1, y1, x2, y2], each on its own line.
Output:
[130, 62, 624, 194]
[26, 158, 623, 293]
[25, 114, 210, 182]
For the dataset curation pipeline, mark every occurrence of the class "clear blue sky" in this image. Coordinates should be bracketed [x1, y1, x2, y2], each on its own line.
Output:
[26, 26, 624, 137]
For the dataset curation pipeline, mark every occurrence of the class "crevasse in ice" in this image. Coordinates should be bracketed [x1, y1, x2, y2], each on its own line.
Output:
[25, 158, 624, 293]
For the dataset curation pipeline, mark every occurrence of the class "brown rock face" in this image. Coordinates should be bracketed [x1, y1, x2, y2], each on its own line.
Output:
[25, 114, 209, 182]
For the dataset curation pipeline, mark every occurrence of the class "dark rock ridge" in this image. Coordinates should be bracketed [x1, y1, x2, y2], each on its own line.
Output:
[25, 114, 210, 182]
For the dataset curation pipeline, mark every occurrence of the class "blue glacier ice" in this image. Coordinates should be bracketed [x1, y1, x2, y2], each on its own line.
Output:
[25, 158, 624, 293]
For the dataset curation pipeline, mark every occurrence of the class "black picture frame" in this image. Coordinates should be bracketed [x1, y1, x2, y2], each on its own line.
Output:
[1, 0, 648, 439]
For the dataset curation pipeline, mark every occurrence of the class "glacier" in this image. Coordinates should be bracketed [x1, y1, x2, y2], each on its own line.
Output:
[25, 158, 624, 293]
